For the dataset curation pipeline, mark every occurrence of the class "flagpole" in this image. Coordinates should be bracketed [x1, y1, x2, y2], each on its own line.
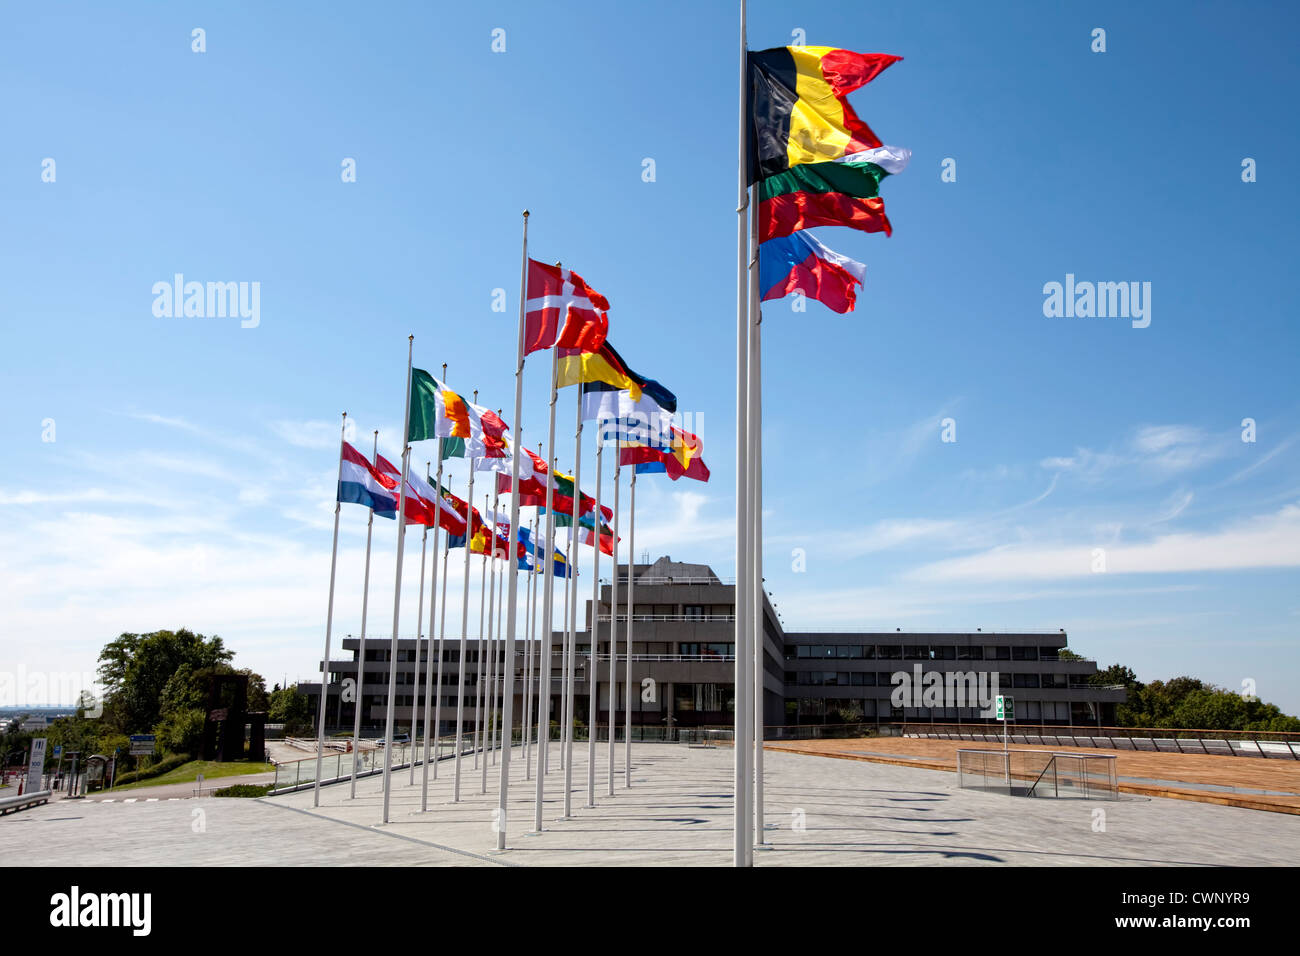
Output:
[410, 499, 429, 786]
[607, 434, 621, 796]
[624, 467, 636, 787]
[431, 483, 451, 786]
[453, 446, 478, 803]
[349, 429, 378, 799]
[749, 187, 766, 846]
[523, 512, 537, 779]
[534, 350, 559, 829]
[476, 491, 491, 779]
[492, 511, 505, 768]
[421, 449, 444, 807]
[584, 436, 603, 807]
[313, 411, 347, 808]
[559, 519, 571, 775]
[733, 0, 754, 867]
[382, 336, 415, 824]
[481, 488, 498, 792]
[562, 388, 583, 820]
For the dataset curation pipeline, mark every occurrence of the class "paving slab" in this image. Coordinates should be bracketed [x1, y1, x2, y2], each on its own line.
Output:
[4, 744, 1297, 866]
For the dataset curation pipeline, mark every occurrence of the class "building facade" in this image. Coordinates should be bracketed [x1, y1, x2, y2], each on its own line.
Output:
[301, 556, 1124, 736]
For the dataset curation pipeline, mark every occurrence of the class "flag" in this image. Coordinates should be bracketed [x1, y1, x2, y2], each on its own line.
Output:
[524, 259, 610, 355]
[580, 377, 677, 434]
[748, 46, 902, 183]
[596, 414, 674, 450]
[496, 469, 612, 523]
[620, 425, 710, 482]
[376, 453, 445, 527]
[474, 437, 545, 479]
[337, 442, 398, 518]
[759, 145, 909, 240]
[407, 369, 510, 460]
[759, 229, 866, 314]
[408, 469, 467, 536]
[557, 340, 677, 414]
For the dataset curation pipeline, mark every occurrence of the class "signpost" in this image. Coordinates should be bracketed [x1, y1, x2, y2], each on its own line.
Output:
[996, 695, 1014, 786]
[26, 738, 47, 793]
[129, 734, 156, 756]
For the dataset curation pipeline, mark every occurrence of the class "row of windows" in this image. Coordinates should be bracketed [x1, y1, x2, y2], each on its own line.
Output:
[786, 671, 1074, 689]
[786, 644, 1062, 661]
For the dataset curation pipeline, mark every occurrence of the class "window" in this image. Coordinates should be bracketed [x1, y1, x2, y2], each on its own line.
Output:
[836, 645, 852, 659]
[1012, 646, 1039, 661]
[796, 645, 812, 659]
[1012, 673, 1040, 688]
[878, 645, 902, 660]
[957, 646, 983, 661]
[986, 646, 1010, 661]
[904, 646, 928, 661]
[684, 605, 705, 620]
[932, 646, 956, 660]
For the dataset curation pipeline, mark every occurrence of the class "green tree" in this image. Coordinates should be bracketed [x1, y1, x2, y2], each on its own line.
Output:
[97, 629, 233, 733]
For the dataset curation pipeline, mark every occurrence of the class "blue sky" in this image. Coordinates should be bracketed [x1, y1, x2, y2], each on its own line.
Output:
[2, 1, 1298, 713]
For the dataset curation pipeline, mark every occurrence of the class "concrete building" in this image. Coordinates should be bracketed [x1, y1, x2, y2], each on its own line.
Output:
[301, 556, 1124, 735]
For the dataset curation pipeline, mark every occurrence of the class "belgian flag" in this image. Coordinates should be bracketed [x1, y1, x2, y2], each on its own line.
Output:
[747, 45, 901, 182]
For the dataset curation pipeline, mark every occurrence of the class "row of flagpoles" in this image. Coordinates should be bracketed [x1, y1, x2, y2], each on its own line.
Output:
[313, 0, 905, 865]
[312, 213, 712, 850]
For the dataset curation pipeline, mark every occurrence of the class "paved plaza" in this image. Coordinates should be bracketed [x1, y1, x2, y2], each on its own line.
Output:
[6, 744, 1298, 866]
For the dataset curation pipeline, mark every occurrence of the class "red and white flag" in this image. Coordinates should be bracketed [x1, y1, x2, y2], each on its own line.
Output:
[524, 259, 610, 355]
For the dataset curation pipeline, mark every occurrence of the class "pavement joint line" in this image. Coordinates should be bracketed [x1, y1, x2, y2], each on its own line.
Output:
[255, 798, 518, 866]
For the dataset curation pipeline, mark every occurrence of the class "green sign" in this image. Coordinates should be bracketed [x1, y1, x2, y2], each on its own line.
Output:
[996, 695, 1014, 720]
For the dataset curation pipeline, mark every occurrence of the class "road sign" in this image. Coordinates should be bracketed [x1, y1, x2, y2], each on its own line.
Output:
[995, 695, 1015, 721]
[53, 745, 62, 758]
[27, 738, 47, 792]
[129, 734, 156, 756]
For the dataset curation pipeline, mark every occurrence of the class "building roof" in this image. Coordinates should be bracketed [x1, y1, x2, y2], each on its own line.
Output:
[632, 556, 722, 583]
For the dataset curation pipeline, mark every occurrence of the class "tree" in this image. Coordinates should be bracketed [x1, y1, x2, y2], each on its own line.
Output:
[269, 686, 311, 735]
[97, 629, 233, 733]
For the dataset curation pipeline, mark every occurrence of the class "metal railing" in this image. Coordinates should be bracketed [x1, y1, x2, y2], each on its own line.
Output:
[605, 576, 733, 586]
[956, 748, 1118, 799]
[907, 722, 1300, 759]
[592, 653, 736, 663]
[596, 613, 735, 622]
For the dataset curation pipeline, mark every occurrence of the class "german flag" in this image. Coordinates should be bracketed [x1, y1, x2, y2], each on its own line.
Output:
[556, 339, 676, 413]
[759, 145, 909, 241]
[748, 46, 901, 183]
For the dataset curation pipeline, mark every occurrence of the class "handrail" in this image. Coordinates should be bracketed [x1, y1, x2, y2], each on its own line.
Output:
[596, 614, 735, 622]
[1026, 755, 1057, 797]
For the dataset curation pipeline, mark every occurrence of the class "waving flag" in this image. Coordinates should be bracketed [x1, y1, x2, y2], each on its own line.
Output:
[557, 340, 677, 415]
[759, 229, 866, 314]
[376, 453, 439, 527]
[759, 145, 909, 240]
[525, 259, 610, 355]
[748, 46, 901, 183]
[475, 435, 544, 478]
[620, 426, 710, 482]
[408, 369, 510, 460]
[408, 469, 467, 536]
[337, 442, 398, 518]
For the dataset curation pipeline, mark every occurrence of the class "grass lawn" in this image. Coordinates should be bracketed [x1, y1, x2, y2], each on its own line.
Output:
[108, 759, 275, 792]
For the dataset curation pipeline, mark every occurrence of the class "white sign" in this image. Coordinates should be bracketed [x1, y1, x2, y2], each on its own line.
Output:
[27, 738, 47, 792]
[996, 695, 1014, 721]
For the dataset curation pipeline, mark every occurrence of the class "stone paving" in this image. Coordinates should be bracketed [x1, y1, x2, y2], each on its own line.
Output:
[5, 743, 1298, 866]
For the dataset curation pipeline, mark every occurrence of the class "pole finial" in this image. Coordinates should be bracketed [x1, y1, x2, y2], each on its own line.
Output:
[442, 362, 447, 378]
[522, 209, 530, 218]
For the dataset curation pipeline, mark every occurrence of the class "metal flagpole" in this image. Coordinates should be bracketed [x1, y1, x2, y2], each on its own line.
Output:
[410, 503, 428, 786]
[432, 502, 451, 784]
[585, 436, 603, 807]
[749, 193, 766, 846]
[313, 412, 348, 808]
[452, 447, 478, 803]
[607, 433, 621, 795]
[533, 352, 559, 828]
[523, 513, 537, 778]
[420, 450, 443, 804]
[491, 521, 504, 769]
[562, 389, 584, 820]
[381, 336, 415, 824]
[559, 520, 571, 774]
[732, 0, 753, 867]
[349, 429, 378, 799]
[624, 467, 636, 787]
[481, 490, 498, 791]
[476, 492, 491, 777]
[492, 208, 530, 847]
